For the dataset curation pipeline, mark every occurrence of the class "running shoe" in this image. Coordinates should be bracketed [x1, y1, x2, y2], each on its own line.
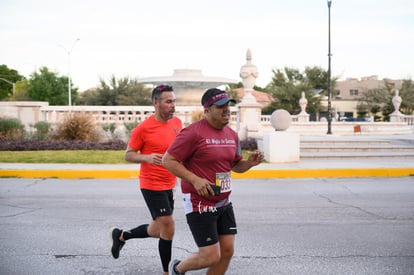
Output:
[110, 227, 125, 259]
[169, 259, 185, 275]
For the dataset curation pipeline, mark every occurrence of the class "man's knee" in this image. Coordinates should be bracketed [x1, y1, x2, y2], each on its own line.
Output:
[156, 216, 175, 238]
[157, 215, 174, 228]
[221, 245, 234, 259]
[200, 245, 221, 266]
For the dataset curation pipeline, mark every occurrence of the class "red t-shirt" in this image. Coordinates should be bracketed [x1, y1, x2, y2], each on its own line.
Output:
[128, 115, 182, 190]
[166, 118, 242, 214]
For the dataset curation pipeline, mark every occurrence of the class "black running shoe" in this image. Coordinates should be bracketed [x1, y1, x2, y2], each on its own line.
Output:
[110, 227, 125, 259]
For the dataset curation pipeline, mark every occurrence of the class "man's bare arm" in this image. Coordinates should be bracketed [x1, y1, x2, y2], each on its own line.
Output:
[162, 152, 215, 197]
[124, 145, 163, 165]
[232, 150, 264, 173]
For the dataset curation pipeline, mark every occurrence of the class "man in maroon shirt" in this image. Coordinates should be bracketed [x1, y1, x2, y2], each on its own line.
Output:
[163, 88, 264, 275]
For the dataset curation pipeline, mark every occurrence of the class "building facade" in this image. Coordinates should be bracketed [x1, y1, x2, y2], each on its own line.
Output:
[334, 75, 402, 100]
[328, 75, 403, 119]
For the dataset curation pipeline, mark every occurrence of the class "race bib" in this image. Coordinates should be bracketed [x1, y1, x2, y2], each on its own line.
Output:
[215, 172, 232, 193]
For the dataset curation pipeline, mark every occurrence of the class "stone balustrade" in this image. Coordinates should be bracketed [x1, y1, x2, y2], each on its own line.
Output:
[402, 115, 414, 126]
[41, 105, 228, 127]
[260, 115, 299, 125]
[1, 101, 412, 137]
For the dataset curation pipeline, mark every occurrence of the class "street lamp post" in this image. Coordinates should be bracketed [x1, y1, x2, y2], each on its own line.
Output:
[60, 38, 80, 107]
[326, 0, 333, 135]
[0, 77, 16, 96]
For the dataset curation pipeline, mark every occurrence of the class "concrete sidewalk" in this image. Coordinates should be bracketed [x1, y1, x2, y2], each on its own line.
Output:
[1, 157, 414, 178]
[2, 134, 414, 179]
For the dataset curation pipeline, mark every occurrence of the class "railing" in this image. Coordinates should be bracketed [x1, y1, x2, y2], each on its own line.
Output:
[42, 106, 209, 127]
[403, 115, 414, 126]
[260, 115, 299, 125]
[2, 102, 411, 136]
[41, 106, 303, 129]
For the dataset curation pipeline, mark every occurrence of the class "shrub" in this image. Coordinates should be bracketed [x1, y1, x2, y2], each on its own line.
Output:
[33, 121, 51, 140]
[102, 123, 117, 139]
[102, 123, 116, 134]
[0, 139, 126, 151]
[124, 121, 139, 138]
[54, 112, 100, 142]
[240, 137, 258, 151]
[191, 110, 204, 123]
[0, 117, 25, 141]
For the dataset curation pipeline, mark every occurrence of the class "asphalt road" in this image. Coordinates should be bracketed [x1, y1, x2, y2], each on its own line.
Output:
[1, 177, 413, 275]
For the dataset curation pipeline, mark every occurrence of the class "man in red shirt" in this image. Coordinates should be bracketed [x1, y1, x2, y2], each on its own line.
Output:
[110, 84, 182, 275]
[163, 88, 264, 275]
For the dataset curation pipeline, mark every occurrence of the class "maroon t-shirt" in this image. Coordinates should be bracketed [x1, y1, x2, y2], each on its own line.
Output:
[167, 118, 242, 214]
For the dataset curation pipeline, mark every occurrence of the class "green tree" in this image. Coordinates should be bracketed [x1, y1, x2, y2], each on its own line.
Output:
[227, 82, 267, 92]
[12, 79, 31, 101]
[357, 88, 388, 120]
[263, 66, 326, 117]
[27, 67, 78, 105]
[76, 88, 100, 105]
[81, 75, 152, 106]
[226, 82, 266, 104]
[303, 66, 330, 91]
[399, 79, 414, 115]
[356, 103, 369, 118]
[0, 64, 25, 100]
[356, 78, 413, 121]
[116, 80, 152, 105]
[94, 76, 119, 105]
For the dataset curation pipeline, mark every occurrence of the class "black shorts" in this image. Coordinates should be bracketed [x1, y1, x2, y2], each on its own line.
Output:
[141, 189, 174, 220]
[186, 203, 237, 247]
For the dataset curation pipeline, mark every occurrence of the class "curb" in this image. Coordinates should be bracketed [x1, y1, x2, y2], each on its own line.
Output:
[1, 168, 414, 179]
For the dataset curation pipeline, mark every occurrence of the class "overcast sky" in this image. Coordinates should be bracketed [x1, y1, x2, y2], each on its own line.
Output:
[1, 0, 413, 91]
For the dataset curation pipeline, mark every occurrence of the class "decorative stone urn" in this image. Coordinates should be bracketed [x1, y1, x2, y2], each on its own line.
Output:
[392, 89, 402, 114]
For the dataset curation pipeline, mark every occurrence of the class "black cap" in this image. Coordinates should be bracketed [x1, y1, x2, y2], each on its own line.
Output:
[201, 88, 236, 108]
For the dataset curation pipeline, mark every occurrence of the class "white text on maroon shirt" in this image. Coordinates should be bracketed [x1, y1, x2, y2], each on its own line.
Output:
[205, 138, 236, 145]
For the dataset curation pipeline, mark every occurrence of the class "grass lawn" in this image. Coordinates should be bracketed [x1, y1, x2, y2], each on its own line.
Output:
[0, 150, 253, 164]
[0, 150, 127, 164]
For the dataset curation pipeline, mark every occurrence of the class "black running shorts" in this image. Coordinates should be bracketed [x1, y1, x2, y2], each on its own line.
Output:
[141, 189, 174, 219]
[186, 203, 237, 247]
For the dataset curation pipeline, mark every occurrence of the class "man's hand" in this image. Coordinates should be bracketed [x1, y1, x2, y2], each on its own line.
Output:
[146, 153, 164, 165]
[247, 150, 264, 166]
[192, 177, 215, 197]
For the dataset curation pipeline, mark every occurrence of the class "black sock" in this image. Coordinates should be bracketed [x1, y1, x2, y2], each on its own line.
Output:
[122, 224, 149, 240]
[159, 238, 172, 272]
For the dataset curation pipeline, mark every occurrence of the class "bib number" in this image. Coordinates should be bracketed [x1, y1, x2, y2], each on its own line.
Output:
[215, 172, 231, 193]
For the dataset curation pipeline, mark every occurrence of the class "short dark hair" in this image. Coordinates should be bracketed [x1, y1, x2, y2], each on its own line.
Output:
[151, 84, 173, 102]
